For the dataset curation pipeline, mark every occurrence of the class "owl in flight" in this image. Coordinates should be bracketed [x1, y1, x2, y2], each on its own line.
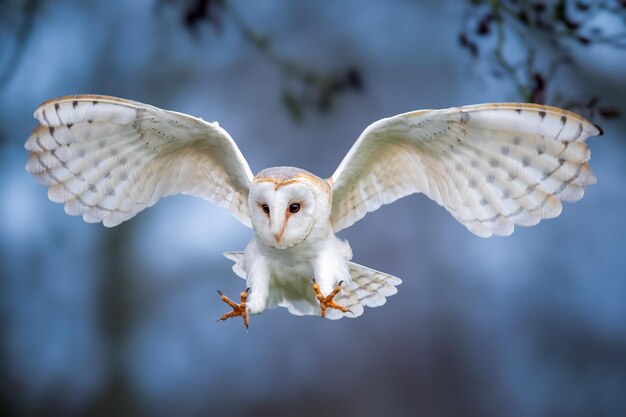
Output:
[25, 95, 600, 328]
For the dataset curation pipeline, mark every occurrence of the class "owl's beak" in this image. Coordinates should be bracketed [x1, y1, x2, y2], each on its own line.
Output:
[273, 220, 287, 243]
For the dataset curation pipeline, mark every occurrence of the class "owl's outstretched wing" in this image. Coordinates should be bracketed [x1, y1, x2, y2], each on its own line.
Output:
[25, 95, 254, 227]
[329, 103, 601, 237]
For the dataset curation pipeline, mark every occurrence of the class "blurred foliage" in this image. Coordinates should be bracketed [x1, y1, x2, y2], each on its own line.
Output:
[459, 0, 625, 120]
[2, 0, 624, 122]
[0, 0, 41, 90]
[159, 0, 364, 122]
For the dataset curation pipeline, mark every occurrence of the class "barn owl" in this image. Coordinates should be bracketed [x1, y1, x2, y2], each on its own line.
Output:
[25, 95, 600, 328]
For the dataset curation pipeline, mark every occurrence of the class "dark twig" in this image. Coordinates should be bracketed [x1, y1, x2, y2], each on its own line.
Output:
[459, 0, 625, 120]
[159, 0, 364, 122]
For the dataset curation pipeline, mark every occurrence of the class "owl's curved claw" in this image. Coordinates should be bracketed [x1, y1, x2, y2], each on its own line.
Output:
[216, 288, 250, 330]
[312, 280, 350, 318]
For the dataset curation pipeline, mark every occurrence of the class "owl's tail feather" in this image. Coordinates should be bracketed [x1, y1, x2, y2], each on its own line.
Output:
[223, 251, 247, 279]
[223, 252, 402, 320]
[327, 262, 402, 319]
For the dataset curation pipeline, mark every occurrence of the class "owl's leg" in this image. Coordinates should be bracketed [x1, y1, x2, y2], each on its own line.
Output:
[312, 279, 350, 318]
[217, 288, 250, 329]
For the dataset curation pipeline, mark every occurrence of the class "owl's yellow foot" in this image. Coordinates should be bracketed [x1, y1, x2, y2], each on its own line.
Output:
[312, 279, 350, 318]
[217, 288, 250, 330]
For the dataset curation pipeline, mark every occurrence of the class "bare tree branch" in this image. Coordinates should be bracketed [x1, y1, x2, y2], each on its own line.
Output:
[459, 0, 625, 120]
[158, 0, 364, 122]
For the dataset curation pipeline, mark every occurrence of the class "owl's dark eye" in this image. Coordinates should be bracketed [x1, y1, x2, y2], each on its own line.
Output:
[261, 204, 270, 214]
[289, 203, 300, 213]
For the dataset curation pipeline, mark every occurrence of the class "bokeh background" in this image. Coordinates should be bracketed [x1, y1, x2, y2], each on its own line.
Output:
[2, 1, 626, 416]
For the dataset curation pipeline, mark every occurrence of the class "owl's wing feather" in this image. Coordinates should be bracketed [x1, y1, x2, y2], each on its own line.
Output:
[25, 95, 254, 227]
[329, 103, 600, 237]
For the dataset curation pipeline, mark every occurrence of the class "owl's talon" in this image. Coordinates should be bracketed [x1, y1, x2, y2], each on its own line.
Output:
[217, 289, 250, 329]
[312, 280, 350, 318]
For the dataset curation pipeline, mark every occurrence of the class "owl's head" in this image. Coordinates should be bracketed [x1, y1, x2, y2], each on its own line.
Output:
[248, 167, 331, 249]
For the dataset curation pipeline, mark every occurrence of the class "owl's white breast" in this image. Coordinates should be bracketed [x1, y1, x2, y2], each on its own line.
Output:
[244, 227, 352, 297]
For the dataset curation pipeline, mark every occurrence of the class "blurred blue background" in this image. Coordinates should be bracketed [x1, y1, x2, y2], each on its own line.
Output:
[1, 1, 626, 416]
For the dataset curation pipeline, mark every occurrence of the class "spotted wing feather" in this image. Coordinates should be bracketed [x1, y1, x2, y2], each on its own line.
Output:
[25, 95, 254, 227]
[330, 103, 600, 237]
